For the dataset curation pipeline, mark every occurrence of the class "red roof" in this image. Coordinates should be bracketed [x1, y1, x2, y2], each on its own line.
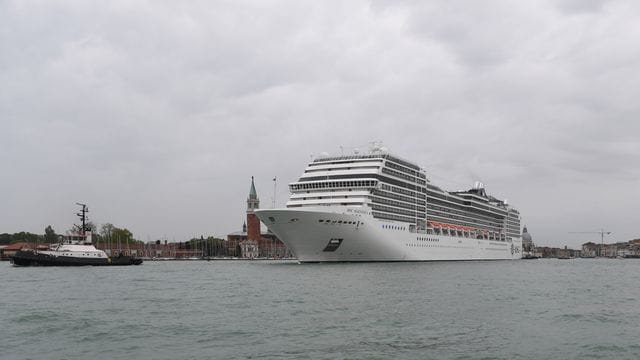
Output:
[3, 242, 33, 251]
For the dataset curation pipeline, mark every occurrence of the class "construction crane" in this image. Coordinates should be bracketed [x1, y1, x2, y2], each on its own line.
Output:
[568, 229, 611, 257]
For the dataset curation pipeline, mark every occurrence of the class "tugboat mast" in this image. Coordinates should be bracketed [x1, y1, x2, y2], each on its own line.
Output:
[75, 203, 88, 235]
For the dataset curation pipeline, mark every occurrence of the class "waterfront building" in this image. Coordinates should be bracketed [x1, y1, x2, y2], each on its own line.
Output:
[1, 243, 34, 260]
[239, 238, 259, 259]
[629, 239, 640, 256]
[615, 242, 632, 257]
[536, 246, 580, 258]
[602, 243, 618, 257]
[95, 240, 208, 259]
[581, 239, 640, 258]
[226, 177, 291, 258]
[0, 243, 52, 260]
[581, 242, 598, 257]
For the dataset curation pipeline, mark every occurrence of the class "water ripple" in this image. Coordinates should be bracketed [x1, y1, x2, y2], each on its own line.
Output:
[2, 259, 640, 359]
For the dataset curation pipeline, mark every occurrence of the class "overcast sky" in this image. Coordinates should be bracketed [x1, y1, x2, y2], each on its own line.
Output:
[2, 0, 639, 247]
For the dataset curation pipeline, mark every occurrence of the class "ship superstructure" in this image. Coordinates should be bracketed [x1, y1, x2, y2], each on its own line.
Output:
[256, 144, 522, 262]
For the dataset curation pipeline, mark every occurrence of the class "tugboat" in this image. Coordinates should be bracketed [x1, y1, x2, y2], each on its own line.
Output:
[11, 203, 142, 266]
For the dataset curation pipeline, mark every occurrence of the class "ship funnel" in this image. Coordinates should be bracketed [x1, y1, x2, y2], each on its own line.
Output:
[473, 181, 484, 190]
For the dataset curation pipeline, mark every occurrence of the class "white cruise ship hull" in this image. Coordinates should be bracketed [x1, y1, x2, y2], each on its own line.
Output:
[256, 207, 522, 262]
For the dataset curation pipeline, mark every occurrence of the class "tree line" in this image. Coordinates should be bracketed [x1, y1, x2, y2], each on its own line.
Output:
[0, 223, 140, 245]
[181, 236, 228, 257]
[0, 225, 226, 253]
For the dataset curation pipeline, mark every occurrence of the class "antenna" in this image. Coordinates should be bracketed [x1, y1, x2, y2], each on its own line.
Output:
[75, 202, 88, 234]
[369, 140, 384, 153]
[272, 176, 277, 208]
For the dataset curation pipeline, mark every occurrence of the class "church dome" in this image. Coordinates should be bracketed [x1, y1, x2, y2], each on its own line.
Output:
[522, 226, 532, 242]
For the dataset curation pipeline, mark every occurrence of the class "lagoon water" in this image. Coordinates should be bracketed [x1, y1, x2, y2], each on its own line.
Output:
[2, 259, 640, 360]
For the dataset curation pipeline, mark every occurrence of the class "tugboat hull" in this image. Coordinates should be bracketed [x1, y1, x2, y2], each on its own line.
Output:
[109, 254, 144, 266]
[11, 250, 142, 266]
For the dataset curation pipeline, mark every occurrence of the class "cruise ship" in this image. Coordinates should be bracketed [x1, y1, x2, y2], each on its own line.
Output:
[255, 144, 522, 262]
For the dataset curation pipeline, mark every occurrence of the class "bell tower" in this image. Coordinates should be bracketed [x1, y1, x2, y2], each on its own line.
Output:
[246, 176, 261, 241]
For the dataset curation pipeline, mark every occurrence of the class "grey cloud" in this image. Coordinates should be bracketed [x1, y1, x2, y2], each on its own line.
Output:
[555, 0, 611, 14]
[1, 0, 639, 247]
